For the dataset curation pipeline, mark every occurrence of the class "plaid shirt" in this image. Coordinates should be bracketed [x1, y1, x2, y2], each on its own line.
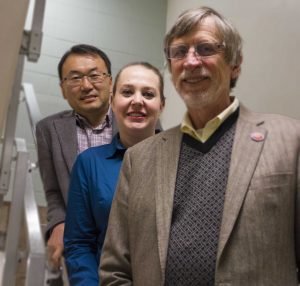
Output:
[75, 109, 113, 154]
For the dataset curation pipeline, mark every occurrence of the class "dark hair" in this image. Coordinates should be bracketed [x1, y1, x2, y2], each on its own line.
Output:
[58, 44, 111, 81]
[112, 62, 165, 103]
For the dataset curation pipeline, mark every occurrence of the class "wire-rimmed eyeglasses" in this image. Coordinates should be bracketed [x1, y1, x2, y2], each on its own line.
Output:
[62, 72, 111, 87]
[165, 42, 225, 60]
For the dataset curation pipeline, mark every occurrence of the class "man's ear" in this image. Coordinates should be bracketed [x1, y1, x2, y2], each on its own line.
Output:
[231, 65, 241, 79]
[60, 83, 67, 100]
[231, 55, 243, 79]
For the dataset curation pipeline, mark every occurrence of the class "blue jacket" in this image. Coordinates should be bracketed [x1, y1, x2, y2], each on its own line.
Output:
[64, 134, 126, 286]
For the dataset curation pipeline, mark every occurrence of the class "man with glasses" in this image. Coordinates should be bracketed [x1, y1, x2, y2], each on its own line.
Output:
[36, 44, 117, 283]
[100, 6, 300, 286]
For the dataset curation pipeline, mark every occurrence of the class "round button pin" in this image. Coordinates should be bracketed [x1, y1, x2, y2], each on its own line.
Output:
[250, 132, 264, 142]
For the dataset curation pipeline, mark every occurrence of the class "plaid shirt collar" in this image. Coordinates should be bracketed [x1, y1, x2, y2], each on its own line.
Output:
[75, 107, 112, 130]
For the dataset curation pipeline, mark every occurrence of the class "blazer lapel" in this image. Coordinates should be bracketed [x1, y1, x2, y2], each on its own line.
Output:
[155, 127, 182, 279]
[217, 106, 267, 264]
[54, 113, 77, 173]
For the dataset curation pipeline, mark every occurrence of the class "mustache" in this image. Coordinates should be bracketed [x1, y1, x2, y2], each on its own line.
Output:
[79, 94, 97, 100]
[179, 69, 210, 80]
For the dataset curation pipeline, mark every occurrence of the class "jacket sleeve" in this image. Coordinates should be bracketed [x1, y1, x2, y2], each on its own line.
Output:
[36, 121, 66, 239]
[64, 155, 99, 286]
[99, 151, 133, 286]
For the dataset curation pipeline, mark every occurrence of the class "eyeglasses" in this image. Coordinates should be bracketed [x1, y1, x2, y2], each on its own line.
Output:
[166, 42, 225, 60]
[62, 72, 111, 87]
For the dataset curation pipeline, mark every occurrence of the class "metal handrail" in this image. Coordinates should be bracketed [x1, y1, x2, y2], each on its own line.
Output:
[24, 165, 45, 286]
[0, 88, 47, 286]
[0, 56, 25, 199]
[0, 0, 51, 283]
[1, 138, 30, 285]
[22, 83, 42, 146]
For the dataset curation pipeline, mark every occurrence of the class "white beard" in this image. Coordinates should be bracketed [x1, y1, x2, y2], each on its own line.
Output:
[181, 89, 213, 109]
[175, 69, 223, 109]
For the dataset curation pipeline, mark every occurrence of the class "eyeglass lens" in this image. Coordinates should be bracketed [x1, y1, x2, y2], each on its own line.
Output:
[168, 42, 223, 59]
[65, 72, 109, 86]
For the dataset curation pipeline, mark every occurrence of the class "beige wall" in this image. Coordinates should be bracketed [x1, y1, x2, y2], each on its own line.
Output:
[0, 0, 29, 134]
[161, 0, 300, 129]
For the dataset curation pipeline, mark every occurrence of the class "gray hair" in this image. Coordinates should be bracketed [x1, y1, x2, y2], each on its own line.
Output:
[164, 6, 243, 88]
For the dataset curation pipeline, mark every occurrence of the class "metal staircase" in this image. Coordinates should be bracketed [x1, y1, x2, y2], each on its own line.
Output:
[0, 0, 61, 284]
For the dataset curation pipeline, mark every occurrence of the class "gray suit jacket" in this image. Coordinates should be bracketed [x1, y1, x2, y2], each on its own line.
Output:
[100, 106, 300, 285]
[36, 110, 118, 238]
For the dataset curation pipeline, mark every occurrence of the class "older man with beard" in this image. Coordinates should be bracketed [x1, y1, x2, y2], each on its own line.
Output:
[99, 6, 300, 286]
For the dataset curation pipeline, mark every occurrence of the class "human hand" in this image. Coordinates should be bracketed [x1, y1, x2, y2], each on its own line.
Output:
[47, 223, 65, 271]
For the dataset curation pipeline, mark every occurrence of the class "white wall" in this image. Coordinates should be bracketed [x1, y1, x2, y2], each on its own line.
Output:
[13, 0, 167, 205]
[23, 0, 167, 116]
[161, 0, 300, 129]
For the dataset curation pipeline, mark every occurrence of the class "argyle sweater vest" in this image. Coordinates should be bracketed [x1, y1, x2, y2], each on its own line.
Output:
[165, 110, 238, 286]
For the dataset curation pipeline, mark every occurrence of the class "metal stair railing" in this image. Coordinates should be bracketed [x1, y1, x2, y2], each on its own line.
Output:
[0, 137, 46, 286]
[0, 0, 52, 284]
[0, 81, 63, 286]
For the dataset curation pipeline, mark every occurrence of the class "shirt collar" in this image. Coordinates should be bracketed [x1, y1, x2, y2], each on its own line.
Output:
[180, 97, 239, 143]
[75, 107, 112, 130]
[105, 133, 127, 159]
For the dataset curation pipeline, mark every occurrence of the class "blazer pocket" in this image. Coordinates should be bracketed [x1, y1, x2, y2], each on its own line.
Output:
[248, 172, 294, 190]
[244, 173, 295, 236]
[246, 173, 295, 218]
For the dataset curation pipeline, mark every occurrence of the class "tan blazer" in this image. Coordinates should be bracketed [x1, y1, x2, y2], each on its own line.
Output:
[100, 106, 300, 286]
